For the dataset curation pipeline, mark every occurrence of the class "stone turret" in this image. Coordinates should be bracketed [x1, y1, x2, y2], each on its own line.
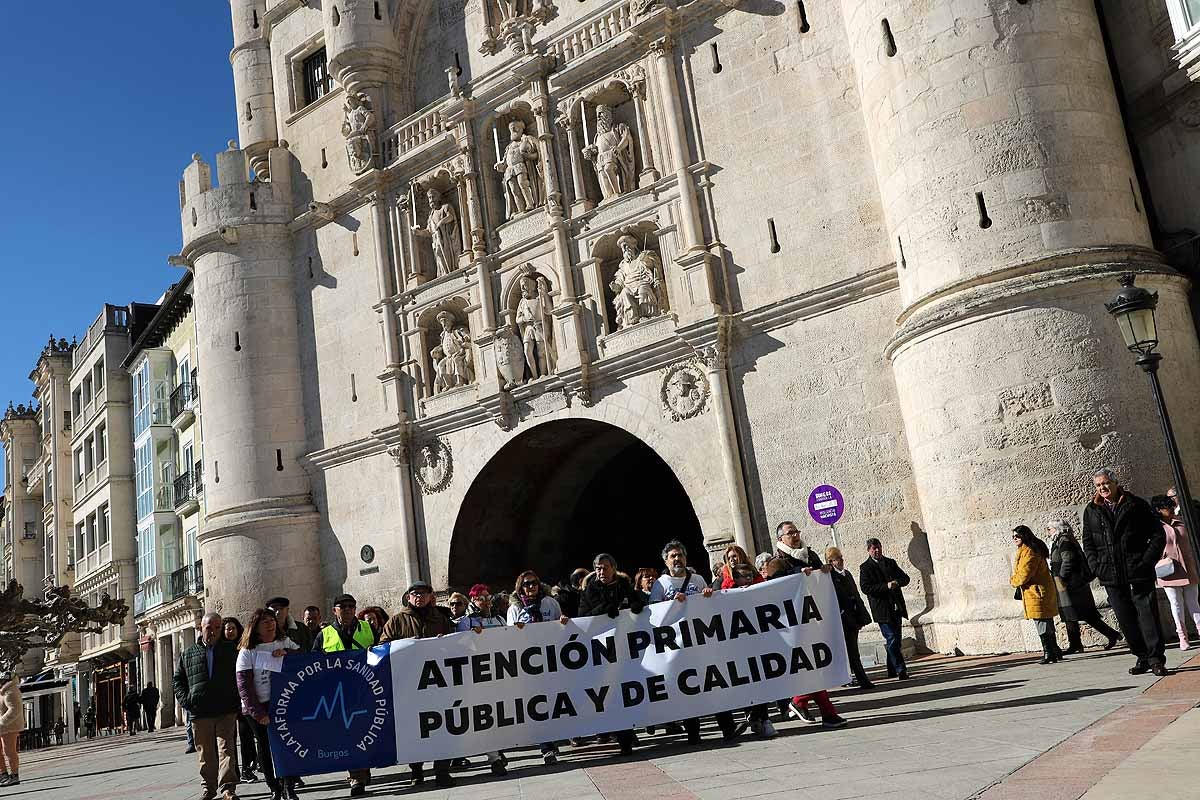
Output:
[840, 0, 1200, 651]
[323, 0, 399, 94]
[228, 0, 278, 178]
[177, 142, 321, 621]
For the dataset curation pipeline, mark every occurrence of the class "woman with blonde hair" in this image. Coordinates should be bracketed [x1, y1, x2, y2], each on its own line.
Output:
[507, 570, 568, 764]
[0, 675, 23, 786]
[715, 544, 754, 589]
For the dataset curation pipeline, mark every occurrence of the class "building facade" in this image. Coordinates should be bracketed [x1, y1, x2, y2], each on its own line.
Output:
[168, 0, 1200, 655]
[0, 403, 46, 677]
[125, 277, 206, 731]
[69, 305, 139, 732]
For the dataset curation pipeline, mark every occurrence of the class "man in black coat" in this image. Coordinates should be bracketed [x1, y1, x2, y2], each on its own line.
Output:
[141, 682, 161, 733]
[578, 554, 647, 754]
[1081, 468, 1168, 676]
[772, 521, 825, 577]
[859, 538, 910, 680]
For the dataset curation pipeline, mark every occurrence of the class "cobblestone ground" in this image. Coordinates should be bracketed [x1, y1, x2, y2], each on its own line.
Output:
[18, 647, 1198, 800]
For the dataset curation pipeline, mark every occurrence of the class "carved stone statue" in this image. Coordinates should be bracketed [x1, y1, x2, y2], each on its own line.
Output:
[493, 0, 532, 21]
[610, 235, 666, 330]
[583, 104, 635, 201]
[341, 92, 377, 174]
[515, 270, 556, 380]
[432, 310, 474, 393]
[425, 188, 461, 277]
[494, 120, 543, 219]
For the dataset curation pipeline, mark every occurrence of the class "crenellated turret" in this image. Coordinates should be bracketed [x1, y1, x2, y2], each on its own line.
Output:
[176, 141, 319, 622]
[229, 0, 278, 178]
[323, 0, 399, 95]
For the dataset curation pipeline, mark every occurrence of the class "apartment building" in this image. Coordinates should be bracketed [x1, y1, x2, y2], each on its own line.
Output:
[123, 276, 204, 729]
[0, 403, 45, 678]
[68, 305, 139, 730]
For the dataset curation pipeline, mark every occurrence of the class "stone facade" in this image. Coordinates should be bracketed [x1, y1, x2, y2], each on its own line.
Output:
[168, 0, 1200, 655]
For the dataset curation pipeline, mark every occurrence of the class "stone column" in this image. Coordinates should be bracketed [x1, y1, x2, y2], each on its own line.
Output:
[388, 444, 422, 584]
[648, 36, 703, 253]
[697, 343, 754, 556]
[632, 88, 658, 186]
[157, 633, 175, 728]
[560, 110, 590, 211]
[370, 191, 401, 367]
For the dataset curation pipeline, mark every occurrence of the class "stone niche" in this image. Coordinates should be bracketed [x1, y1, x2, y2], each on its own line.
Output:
[410, 166, 469, 280]
[495, 262, 560, 388]
[484, 100, 545, 233]
[417, 296, 476, 401]
[590, 221, 669, 337]
[557, 66, 657, 213]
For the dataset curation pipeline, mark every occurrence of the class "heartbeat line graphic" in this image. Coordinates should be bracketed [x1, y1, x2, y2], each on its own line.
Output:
[302, 683, 370, 730]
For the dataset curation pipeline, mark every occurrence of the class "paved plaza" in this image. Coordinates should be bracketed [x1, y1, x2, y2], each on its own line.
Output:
[19, 648, 1199, 800]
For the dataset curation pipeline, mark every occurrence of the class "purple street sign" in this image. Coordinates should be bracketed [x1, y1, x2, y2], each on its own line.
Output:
[808, 485, 844, 526]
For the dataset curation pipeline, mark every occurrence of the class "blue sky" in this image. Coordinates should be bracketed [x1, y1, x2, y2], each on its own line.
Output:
[0, 5, 237, 488]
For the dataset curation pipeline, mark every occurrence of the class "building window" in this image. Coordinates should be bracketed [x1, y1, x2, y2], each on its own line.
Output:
[135, 442, 153, 520]
[85, 514, 96, 555]
[96, 423, 107, 464]
[100, 504, 110, 547]
[94, 359, 105, 392]
[84, 434, 95, 475]
[74, 447, 84, 485]
[137, 524, 156, 583]
[301, 48, 331, 107]
[75, 522, 85, 561]
[1168, 0, 1200, 39]
[133, 361, 150, 436]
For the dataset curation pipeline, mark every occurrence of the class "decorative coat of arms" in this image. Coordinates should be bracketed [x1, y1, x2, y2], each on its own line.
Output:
[661, 361, 710, 422]
[341, 91, 377, 174]
[495, 326, 524, 391]
[414, 438, 453, 494]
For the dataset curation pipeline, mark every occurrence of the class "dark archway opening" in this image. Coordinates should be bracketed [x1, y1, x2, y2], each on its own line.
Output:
[448, 419, 705, 592]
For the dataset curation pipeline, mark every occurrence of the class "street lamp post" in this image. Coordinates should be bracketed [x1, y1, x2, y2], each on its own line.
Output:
[1104, 272, 1200, 559]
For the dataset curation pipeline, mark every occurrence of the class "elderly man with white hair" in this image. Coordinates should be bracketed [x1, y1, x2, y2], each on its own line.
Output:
[1047, 518, 1121, 654]
[1081, 468, 1169, 676]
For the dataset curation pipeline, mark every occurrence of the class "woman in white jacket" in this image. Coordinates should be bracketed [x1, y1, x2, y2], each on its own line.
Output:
[507, 570, 569, 763]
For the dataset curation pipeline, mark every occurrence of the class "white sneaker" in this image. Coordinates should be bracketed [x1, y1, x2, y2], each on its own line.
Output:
[787, 702, 818, 724]
[758, 720, 777, 738]
[542, 750, 558, 766]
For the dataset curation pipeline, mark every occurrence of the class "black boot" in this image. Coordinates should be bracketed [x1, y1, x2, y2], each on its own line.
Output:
[1063, 623, 1084, 655]
[1038, 632, 1058, 664]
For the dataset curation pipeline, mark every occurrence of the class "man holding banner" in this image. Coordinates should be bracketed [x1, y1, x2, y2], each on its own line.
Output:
[313, 594, 378, 797]
[268, 571, 851, 785]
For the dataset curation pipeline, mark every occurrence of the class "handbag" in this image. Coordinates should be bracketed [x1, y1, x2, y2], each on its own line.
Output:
[1013, 587, 1022, 601]
[1155, 557, 1179, 580]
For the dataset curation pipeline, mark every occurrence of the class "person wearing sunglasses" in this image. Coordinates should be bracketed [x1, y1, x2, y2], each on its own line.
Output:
[507, 570, 569, 764]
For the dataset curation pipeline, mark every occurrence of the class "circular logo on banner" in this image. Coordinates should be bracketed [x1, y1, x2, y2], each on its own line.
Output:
[270, 651, 394, 775]
[807, 485, 844, 526]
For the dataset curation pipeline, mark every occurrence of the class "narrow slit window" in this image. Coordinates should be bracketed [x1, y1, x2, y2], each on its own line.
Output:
[234, 331, 241, 352]
[897, 236, 906, 269]
[252, 9, 259, 29]
[976, 192, 993, 229]
[882, 19, 898, 58]
[249, 191, 256, 210]
[374, 1, 382, 20]
[351, 373, 358, 402]
[352, 231, 359, 256]
[245, 101, 253, 121]
[454, 52, 463, 76]
[321, 148, 328, 169]
[276, 449, 285, 471]
[308, 256, 314, 278]
[213, 462, 219, 484]
[331, 6, 340, 26]
[710, 43, 723, 73]
[767, 218, 781, 254]
[798, 1, 810, 33]
[1130, 178, 1142, 214]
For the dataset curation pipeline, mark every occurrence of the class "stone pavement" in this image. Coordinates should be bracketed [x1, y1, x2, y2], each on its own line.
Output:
[16, 646, 1199, 800]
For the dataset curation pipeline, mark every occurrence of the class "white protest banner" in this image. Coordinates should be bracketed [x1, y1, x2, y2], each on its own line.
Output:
[389, 573, 848, 763]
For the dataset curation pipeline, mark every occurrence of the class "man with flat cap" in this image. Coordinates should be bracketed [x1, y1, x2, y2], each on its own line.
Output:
[381, 582, 457, 788]
[265, 596, 314, 653]
[314, 593, 377, 797]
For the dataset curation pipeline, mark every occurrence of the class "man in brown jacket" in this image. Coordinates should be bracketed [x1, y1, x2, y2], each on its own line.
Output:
[380, 582, 455, 787]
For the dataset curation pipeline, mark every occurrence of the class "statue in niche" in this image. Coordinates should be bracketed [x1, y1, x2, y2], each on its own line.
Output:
[610, 234, 666, 330]
[341, 92, 376, 174]
[425, 188, 461, 277]
[432, 311, 474, 393]
[515, 269, 556, 380]
[494, 120, 543, 219]
[583, 104, 635, 201]
[493, 0, 531, 20]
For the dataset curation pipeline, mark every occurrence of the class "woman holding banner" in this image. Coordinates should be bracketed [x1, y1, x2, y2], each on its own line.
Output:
[236, 609, 299, 800]
[507, 570, 569, 764]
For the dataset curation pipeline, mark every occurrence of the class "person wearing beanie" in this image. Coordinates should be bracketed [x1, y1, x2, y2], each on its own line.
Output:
[456, 584, 507, 632]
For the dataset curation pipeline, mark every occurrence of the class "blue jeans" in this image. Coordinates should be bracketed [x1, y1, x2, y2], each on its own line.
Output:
[878, 621, 906, 675]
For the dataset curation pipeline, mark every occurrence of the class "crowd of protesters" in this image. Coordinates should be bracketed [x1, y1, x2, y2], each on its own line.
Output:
[170, 527, 920, 800]
[166, 470, 1198, 800]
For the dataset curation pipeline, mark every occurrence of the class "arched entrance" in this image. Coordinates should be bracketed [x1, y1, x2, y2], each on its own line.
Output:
[448, 419, 706, 590]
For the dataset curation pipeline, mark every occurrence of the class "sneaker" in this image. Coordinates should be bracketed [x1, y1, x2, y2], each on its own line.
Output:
[787, 702, 818, 724]
[821, 716, 849, 729]
[542, 750, 558, 766]
[185, 746, 197, 754]
[349, 785, 367, 798]
[1180, 635, 1192, 652]
[240, 771, 258, 783]
[757, 720, 778, 738]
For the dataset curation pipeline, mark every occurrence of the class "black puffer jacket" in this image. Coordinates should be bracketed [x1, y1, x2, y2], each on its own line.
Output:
[578, 575, 646, 618]
[1081, 492, 1165, 585]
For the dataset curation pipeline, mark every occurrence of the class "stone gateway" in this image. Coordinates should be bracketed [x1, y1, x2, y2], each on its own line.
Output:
[171, 0, 1200, 657]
